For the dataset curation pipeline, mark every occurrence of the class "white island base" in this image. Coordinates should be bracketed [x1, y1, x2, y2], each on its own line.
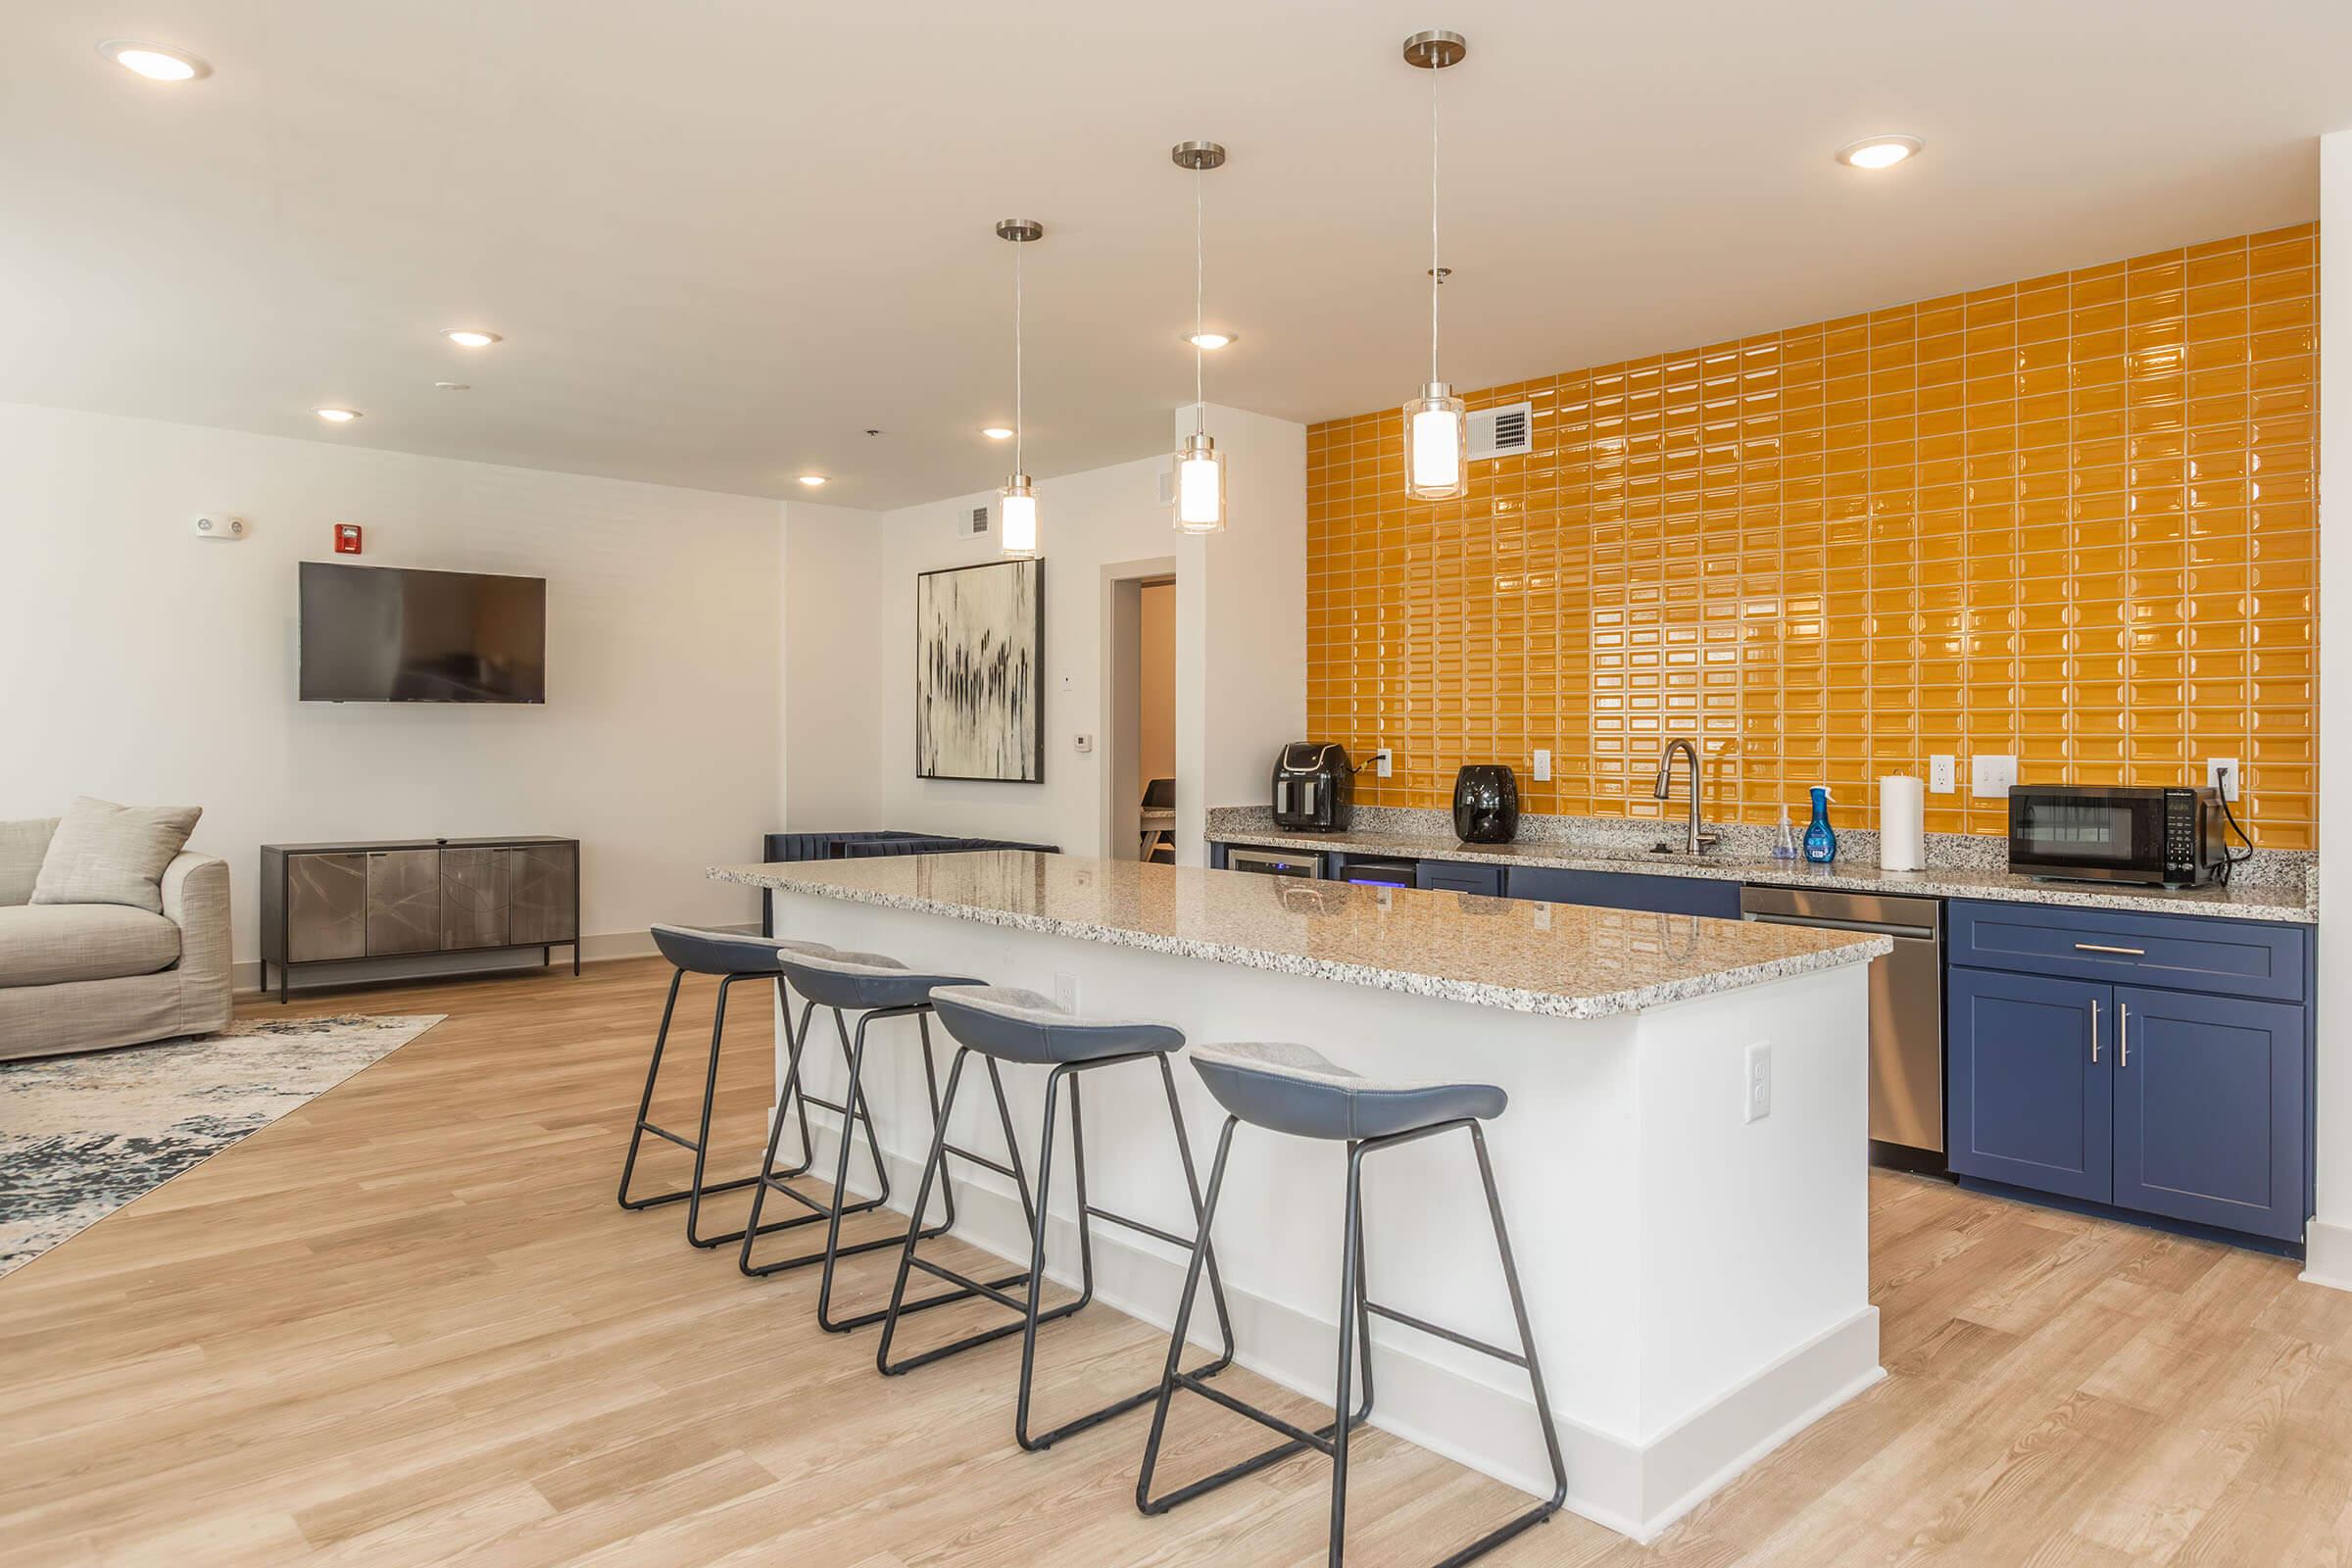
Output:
[744, 863, 1881, 1544]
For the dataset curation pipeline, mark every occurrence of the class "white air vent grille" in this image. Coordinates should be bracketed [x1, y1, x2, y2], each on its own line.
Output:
[1469, 401, 1534, 462]
[957, 502, 991, 539]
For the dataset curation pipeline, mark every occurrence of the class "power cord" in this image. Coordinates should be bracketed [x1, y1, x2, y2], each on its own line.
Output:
[2213, 765, 2256, 884]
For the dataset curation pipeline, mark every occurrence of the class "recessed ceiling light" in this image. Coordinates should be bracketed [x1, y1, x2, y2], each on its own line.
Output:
[797, 474, 828, 487]
[981, 425, 1015, 440]
[1181, 330, 1237, 351]
[99, 40, 210, 80]
[1835, 135, 1923, 171]
[315, 407, 361, 423]
[443, 328, 502, 348]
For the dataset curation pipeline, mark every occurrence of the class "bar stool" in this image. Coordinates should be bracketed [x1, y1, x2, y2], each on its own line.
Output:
[875, 986, 1237, 1452]
[740, 950, 1032, 1336]
[616, 925, 835, 1249]
[1135, 1042, 1567, 1568]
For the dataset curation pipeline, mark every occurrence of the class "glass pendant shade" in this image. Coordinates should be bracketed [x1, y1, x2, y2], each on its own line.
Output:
[1000, 475, 1039, 556]
[1404, 381, 1467, 500]
[1173, 432, 1226, 534]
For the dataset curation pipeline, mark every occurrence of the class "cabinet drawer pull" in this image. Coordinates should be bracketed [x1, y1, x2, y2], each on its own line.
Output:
[2089, 1000, 2100, 1063]
[2119, 1003, 2131, 1068]
[2073, 942, 2145, 956]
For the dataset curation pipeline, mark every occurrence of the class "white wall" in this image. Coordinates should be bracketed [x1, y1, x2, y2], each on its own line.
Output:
[778, 403, 1306, 862]
[2311, 131, 2352, 1288]
[0, 402, 784, 983]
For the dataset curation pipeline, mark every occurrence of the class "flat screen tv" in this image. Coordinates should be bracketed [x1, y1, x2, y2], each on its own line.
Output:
[300, 562, 547, 704]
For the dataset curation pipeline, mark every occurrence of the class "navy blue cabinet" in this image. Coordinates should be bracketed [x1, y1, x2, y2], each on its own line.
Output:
[2111, 985, 2305, 1240]
[1945, 899, 2312, 1247]
[1416, 859, 1504, 898]
[1947, 968, 2112, 1203]
[1505, 864, 1742, 919]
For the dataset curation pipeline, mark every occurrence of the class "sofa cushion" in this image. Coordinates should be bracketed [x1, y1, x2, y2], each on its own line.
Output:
[0, 904, 182, 987]
[0, 818, 57, 907]
[30, 799, 202, 914]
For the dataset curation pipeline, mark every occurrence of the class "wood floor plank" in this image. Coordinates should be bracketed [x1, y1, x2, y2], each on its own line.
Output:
[4, 956, 2350, 1565]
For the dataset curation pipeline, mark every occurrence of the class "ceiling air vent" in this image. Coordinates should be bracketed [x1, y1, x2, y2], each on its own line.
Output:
[957, 501, 992, 539]
[1469, 400, 1533, 462]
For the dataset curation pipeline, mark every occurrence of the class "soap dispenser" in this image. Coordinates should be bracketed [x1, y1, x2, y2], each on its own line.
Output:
[1771, 803, 1799, 861]
[1803, 786, 1838, 865]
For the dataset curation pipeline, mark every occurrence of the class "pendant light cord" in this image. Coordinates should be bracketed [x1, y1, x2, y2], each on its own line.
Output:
[1194, 166, 1206, 436]
[1013, 241, 1025, 476]
[1429, 62, 1442, 387]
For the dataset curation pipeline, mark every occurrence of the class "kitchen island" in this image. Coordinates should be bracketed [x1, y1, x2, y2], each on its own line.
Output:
[710, 851, 1889, 1542]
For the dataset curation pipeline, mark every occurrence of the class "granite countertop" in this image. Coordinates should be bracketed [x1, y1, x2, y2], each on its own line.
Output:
[710, 852, 1889, 1021]
[1205, 813, 2317, 927]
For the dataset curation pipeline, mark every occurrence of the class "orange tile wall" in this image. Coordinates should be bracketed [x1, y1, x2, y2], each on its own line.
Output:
[1305, 225, 2320, 848]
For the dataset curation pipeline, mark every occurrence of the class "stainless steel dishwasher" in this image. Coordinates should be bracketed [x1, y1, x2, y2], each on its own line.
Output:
[1739, 885, 1944, 1171]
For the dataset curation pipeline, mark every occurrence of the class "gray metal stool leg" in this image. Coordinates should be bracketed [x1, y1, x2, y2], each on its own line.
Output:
[616, 969, 786, 1242]
[877, 1049, 1238, 1453]
[1136, 1117, 1565, 1568]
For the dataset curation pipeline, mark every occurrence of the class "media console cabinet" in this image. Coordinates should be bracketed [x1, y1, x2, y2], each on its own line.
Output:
[260, 837, 579, 1002]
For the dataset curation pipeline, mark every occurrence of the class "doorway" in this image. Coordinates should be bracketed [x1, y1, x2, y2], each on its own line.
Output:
[1102, 558, 1178, 862]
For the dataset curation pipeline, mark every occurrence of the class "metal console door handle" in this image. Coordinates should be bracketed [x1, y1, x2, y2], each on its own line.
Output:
[2090, 1000, 2100, 1063]
[2119, 1003, 2131, 1067]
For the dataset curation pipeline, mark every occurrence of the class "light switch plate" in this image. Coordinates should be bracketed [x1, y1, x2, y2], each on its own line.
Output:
[1971, 754, 2017, 799]
[1929, 755, 1956, 794]
[1532, 748, 1551, 782]
[2206, 757, 2240, 802]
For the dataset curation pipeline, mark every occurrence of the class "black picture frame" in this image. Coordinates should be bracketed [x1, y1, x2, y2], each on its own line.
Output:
[913, 556, 1045, 783]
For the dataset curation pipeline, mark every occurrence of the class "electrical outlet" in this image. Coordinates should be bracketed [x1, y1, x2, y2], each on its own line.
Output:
[1369, 748, 1393, 779]
[1971, 754, 2017, 799]
[2206, 757, 2240, 802]
[1744, 1042, 1772, 1124]
[1054, 973, 1079, 1012]
[1532, 748, 1551, 782]
[1929, 755, 1956, 794]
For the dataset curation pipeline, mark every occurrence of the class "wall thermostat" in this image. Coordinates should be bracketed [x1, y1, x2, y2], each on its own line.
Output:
[333, 522, 364, 554]
[193, 514, 246, 541]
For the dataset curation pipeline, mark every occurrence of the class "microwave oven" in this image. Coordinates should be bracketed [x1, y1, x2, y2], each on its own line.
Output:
[2006, 785, 2228, 888]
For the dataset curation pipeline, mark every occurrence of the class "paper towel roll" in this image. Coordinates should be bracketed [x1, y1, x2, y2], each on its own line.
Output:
[1879, 774, 1927, 871]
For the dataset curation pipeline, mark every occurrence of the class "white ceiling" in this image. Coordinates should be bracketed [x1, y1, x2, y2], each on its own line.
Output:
[7, 2, 2350, 508]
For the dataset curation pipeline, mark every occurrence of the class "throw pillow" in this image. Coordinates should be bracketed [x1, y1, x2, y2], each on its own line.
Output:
[29, 798, 203, 914]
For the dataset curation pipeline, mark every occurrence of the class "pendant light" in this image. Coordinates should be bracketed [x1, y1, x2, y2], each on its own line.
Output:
[995, 218, 1045, 556]
[1170, 140, 1228, 534]
[1401, 28, 1468, 502]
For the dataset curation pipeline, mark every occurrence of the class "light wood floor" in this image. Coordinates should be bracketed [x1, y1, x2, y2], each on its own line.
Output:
[5, 957, 2351, 1566]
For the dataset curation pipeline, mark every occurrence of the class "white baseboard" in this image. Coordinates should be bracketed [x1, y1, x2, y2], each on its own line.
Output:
[2301, 1217, 2352, 1294]
[802, 1116, 1880, 1544]
[230, 923, 754, 996]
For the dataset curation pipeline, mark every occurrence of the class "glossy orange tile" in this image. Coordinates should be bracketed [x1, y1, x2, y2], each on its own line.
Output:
[1302, 225, 2317, 847]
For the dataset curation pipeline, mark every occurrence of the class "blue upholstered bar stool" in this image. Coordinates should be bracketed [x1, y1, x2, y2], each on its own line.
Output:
[875, 986, 1237, 1452]
[617, 924, 837, 1248]
[740, 950, 1033, 1336]
[1135, 1042, 1567, 1568]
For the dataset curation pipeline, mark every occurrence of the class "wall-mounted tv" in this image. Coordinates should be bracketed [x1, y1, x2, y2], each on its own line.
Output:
[300, 562, 547, 704]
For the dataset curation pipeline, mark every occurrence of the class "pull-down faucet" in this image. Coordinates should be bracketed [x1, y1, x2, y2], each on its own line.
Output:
[1652, 737, 1719, 855]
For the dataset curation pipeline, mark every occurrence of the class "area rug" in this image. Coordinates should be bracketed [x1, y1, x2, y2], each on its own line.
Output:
[0, 1013, 444, 1278]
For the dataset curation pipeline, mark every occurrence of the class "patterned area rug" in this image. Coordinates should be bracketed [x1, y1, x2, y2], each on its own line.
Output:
[0, 1013, 443, 1278]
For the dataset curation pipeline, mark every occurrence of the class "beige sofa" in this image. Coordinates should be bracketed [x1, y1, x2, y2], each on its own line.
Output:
[0, 817, 234, 1060]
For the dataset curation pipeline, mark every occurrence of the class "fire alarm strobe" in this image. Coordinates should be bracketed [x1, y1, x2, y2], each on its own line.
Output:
[333, 523, 363, 554]
[193, 514, 246, 541]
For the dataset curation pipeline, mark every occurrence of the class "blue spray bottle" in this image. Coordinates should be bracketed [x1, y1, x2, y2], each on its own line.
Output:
[1803, 786, 1838, 864]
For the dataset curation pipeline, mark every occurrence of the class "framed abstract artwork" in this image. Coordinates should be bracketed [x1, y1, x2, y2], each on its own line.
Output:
[914, 557, 1043, 782]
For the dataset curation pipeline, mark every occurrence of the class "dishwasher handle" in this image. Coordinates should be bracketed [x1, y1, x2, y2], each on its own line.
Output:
[1743, 909, 1937, 943]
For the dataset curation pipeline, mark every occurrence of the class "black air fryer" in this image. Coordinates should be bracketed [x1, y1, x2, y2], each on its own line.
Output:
[1271, 743, 1355, 832]
[1452, 764, 1520, 844]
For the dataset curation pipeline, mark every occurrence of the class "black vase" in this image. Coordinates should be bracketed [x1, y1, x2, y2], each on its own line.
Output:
[1452, 764, 1520, 844]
